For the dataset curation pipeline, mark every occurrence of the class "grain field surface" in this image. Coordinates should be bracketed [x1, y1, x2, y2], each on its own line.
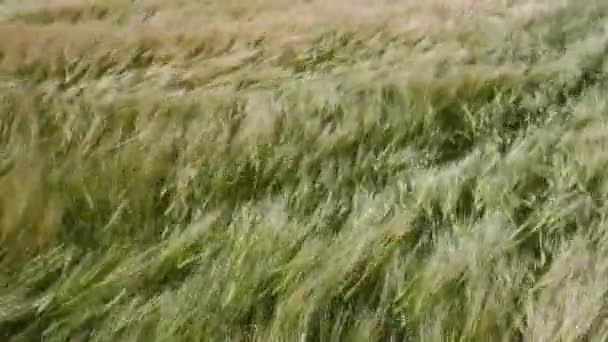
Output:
[2, 0, 608, 341]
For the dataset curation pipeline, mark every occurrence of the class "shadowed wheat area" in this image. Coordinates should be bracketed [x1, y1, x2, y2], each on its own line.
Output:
[2, 0, 608, 340]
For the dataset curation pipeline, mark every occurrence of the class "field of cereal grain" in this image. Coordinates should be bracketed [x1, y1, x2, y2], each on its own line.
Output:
[2, 0, 608, 340]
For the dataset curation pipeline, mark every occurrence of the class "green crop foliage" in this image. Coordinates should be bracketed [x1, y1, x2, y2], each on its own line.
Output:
[2, 0, 608, 341]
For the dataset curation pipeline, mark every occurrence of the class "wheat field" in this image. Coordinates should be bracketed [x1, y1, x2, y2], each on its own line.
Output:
[1, 0, 608, 340]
